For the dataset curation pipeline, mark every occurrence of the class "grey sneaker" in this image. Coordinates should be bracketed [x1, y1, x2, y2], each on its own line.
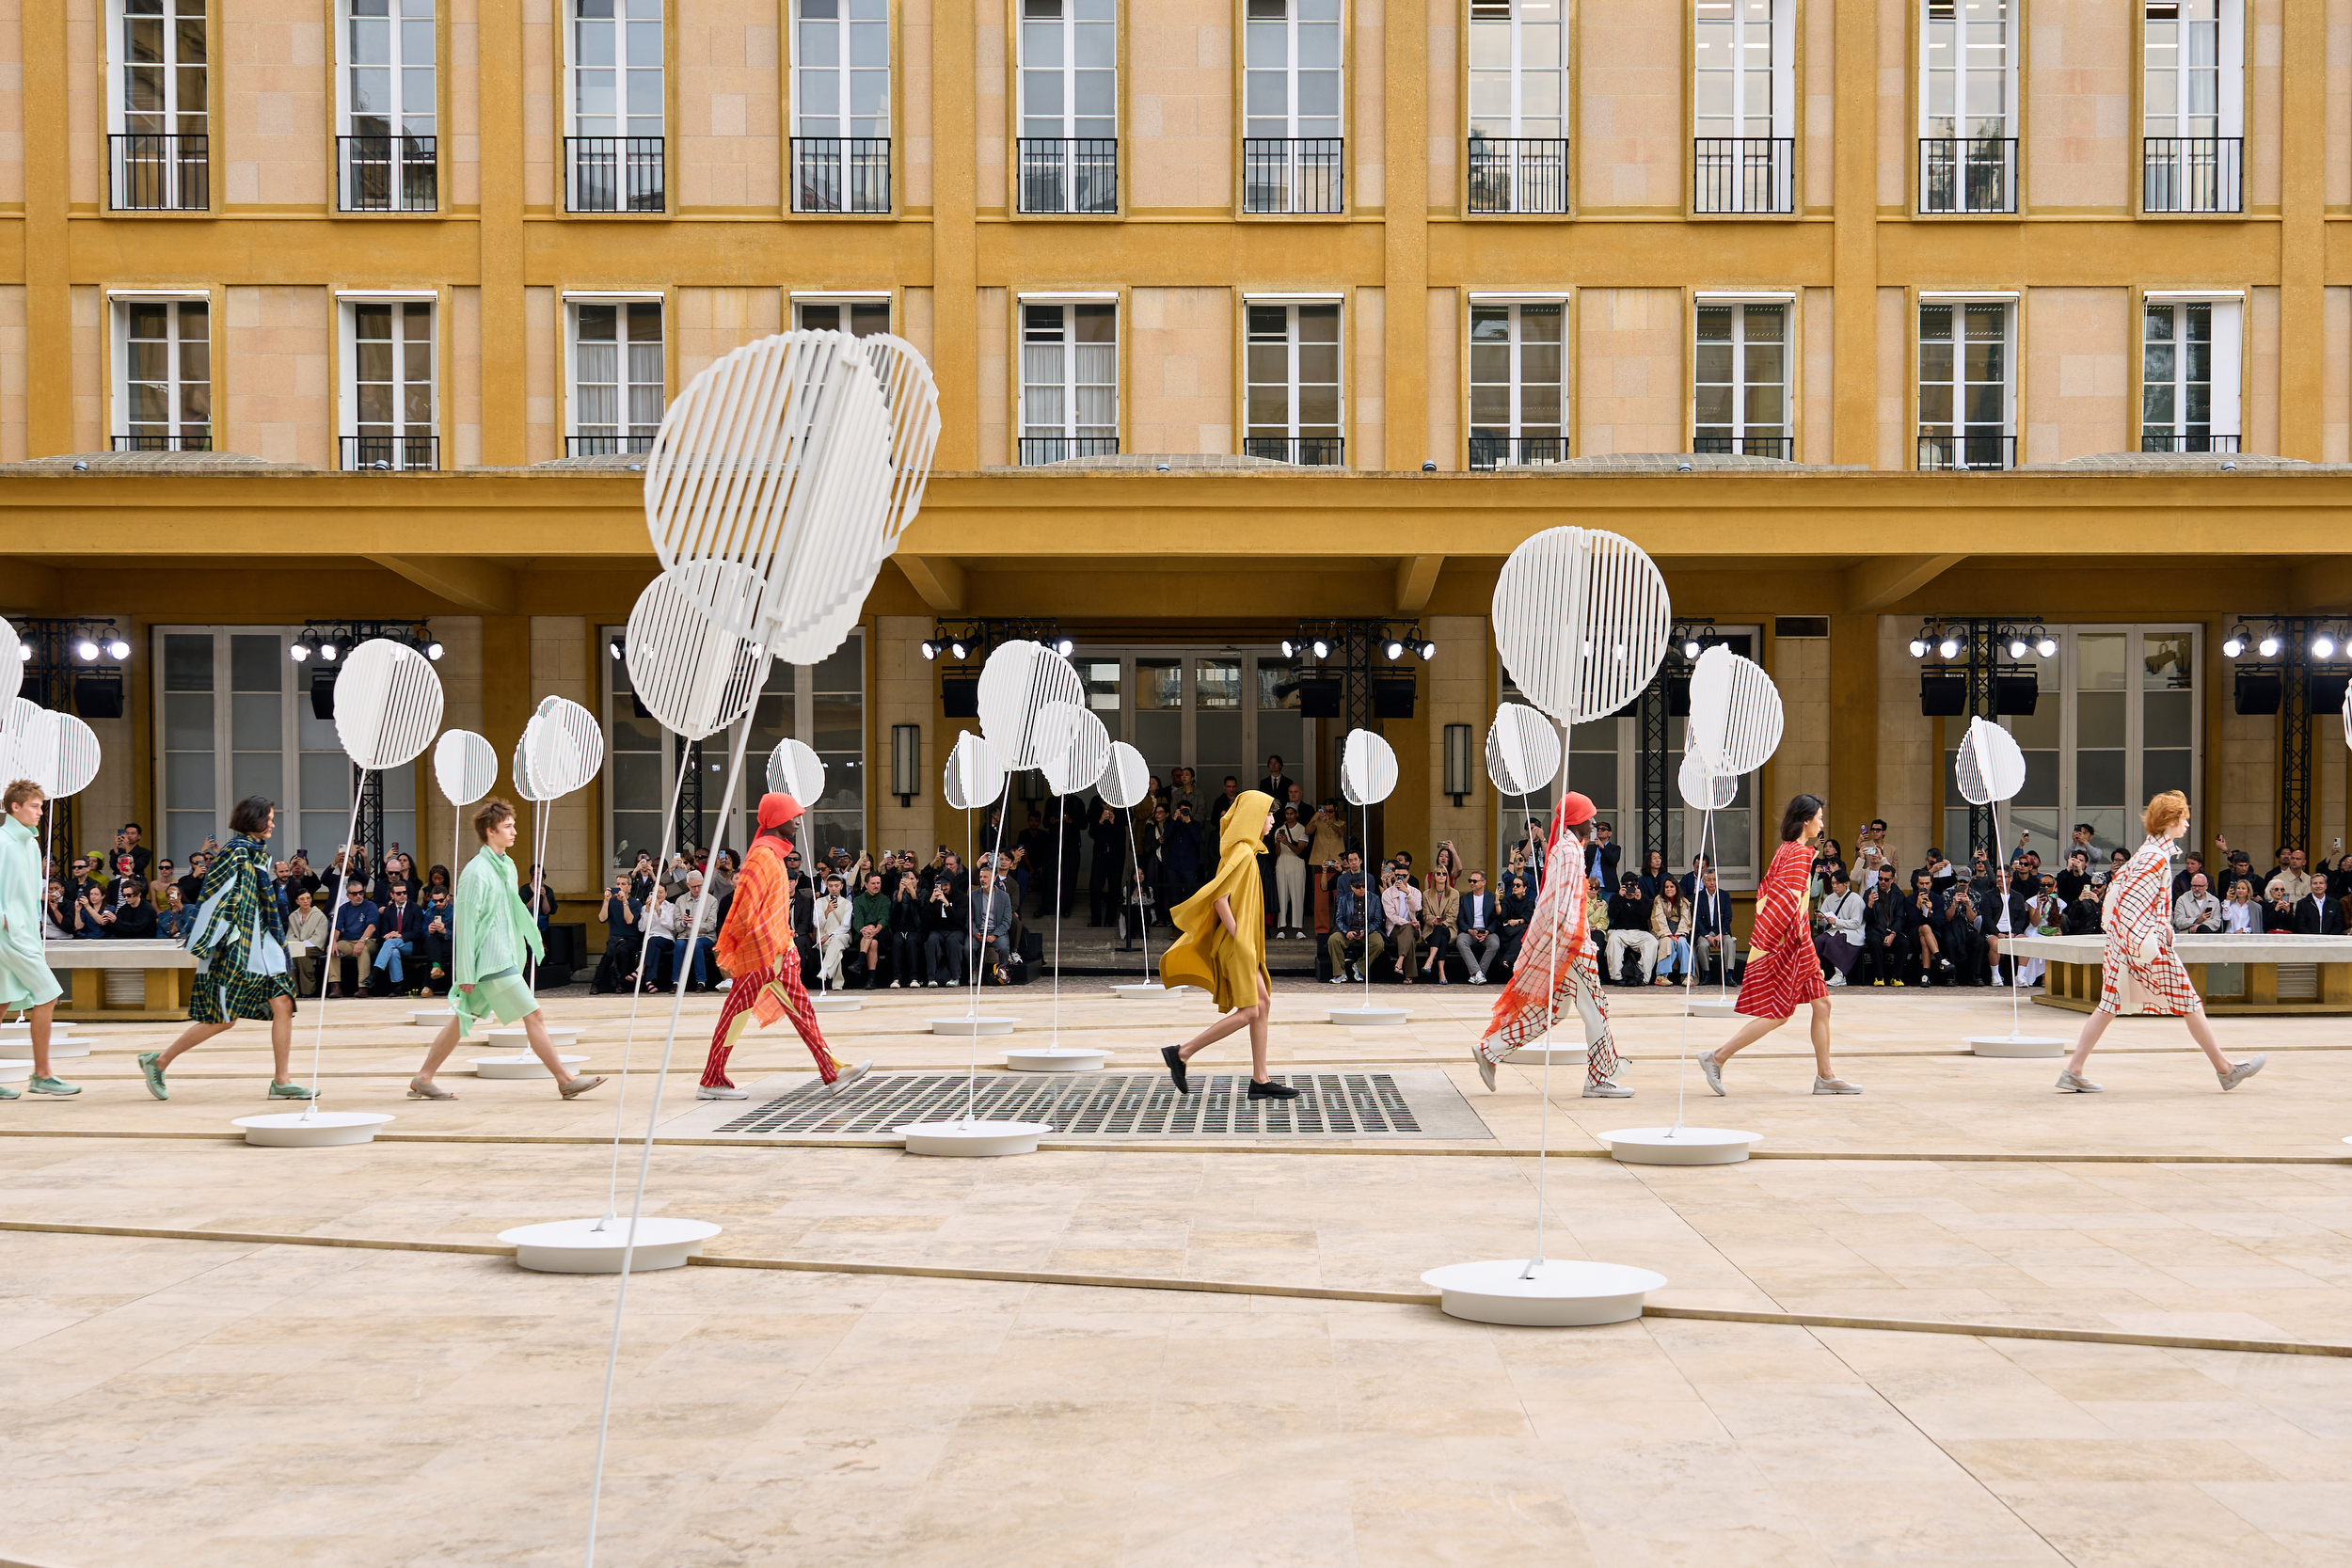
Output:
[695, 1085, 748, 1101]
[1473, 1051, 1496, 1093]
[136, 1051, 168, 1101]
[2218, 1054, 2266, 1091]
[1581, 1079, 1634, 1099]
[27, 1076, 82, 1096]
[2055, 1069, 2104, 1093]
[1812, 1075, 1862, 1095]
[1697, 1052, 1725, 1097]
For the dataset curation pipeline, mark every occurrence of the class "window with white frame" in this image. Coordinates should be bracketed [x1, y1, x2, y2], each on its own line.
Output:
[2141, 296, 2240, 452]
[342, 299, 437, 471]
[1467, 301, 1565, 468]
[338, 0, 437, 211]
[1242, 0, 1343, 213]
[115, 298, 212, 452]
[2143, 2, 2243, 213]
[1693, 300, 1789, 456]
[565, 0, 664, 212]
[109, 0, 210, 210]
[790, 0, 892, 213]
[1020, 302, 1118, 465]
[1918, 0, 2017, 214]
[1017, 0, 1118, 214]
[1244, 301, 1343, 466]
[1467, 1, 1567, 214]
[1692, 2, 1793, 213]
[794, 297, 892, 336]
[568, 300, 662, 455]
[1917, 299, 2011, 469]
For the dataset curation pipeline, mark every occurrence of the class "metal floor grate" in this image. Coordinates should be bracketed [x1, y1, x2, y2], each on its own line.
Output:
[715, 1071, 1428, 1138]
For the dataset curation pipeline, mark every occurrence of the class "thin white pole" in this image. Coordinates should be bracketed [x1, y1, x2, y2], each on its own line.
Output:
[594, 744, 693, 1229]
[1523, 719, 1570, 1277]
[297, 784, 370, 1117]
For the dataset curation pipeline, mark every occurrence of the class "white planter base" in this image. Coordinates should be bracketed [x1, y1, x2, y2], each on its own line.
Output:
[812, 994, 862, 1013]
[1327, 1005, 1410, 1026]
[1110, 983, 1196, 1000]
[1001, 1046, 1107, 1073]
[930, 1015, 1017, 1037]
[483, 1025, 580, 1050]
[1601, 1126, 1759, 1165]
[1515, 1042, 1604, 1066]
[0, 1040, 89, 1061]
[0, 1021, 75, 1037]
[232, 1111, 394, 1148]
[896, 1117, 1052, 1157]
[469, 1053, 588, 1079]
[410, 1008, 454, 1027]
[1421, 1259, 1668, 1327]
[499, 1215, 723, 1274]
[0, 1062, 30, 1084]
[1689, 997, 1740, 1019]
[1967, 1034, 2070, 1058]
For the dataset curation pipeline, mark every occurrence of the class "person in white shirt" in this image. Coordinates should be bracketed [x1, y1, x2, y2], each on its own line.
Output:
[814, 874, 852, 990]
[1454, 871, 1502, 982]
[635, 884, 679, 992]
[2171, 873, 2221, 934]
[2220, 879, 2260, 934]
[1813, 870, 1865, 986]
[1380, 863, 1423, 983]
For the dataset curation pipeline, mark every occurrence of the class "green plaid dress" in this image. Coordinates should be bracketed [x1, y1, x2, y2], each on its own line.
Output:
[186, 834, 299, 1024]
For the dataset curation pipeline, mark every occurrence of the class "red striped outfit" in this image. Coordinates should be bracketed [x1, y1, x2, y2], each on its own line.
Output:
[1735, 839, 1827, 1020]
[699, 832, 837, 1088]
[2098, 835, 2201, 1016]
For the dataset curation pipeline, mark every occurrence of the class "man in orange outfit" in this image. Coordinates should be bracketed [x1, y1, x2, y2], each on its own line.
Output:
[697, 792, 871, 1101]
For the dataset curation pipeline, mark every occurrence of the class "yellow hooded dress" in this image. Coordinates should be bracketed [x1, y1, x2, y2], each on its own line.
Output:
[1159, 789, 1273, 1013]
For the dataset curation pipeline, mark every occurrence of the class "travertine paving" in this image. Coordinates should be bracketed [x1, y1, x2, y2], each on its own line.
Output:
[3, 984, 2350, 1564]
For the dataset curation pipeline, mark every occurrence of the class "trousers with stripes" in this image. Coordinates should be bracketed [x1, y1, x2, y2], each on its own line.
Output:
[699, 958, 837, 1088]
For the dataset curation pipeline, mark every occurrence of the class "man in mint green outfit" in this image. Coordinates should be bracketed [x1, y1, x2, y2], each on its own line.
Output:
[406, 798, 605, 1101]
[0, 780, 78, 1099]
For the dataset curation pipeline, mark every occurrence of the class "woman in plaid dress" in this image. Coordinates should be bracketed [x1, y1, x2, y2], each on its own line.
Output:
[137, 796, 311, 1101]
[1698, 794, 1861, 1097]
[2058, 790, 2264, 1093]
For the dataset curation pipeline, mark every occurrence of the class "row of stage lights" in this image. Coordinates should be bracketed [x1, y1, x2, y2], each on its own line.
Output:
[919, 634, 1073, 661]
[16, 633, 132, 663]
[288, 629, 444, 663]
[2223, 622, 2342, 660]
[1907, 622, 2058, 660]
[1280, 634, 1438, 661]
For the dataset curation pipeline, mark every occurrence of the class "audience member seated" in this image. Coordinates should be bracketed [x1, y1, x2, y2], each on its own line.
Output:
[922, 872, 966, 987]
[370, 882, 426, 995]
[1381, 861, 1422, 984]
[595, 875, 643, 993]
[2171, 873, 2222, 933]
[1857, 883, 1910, 984]
[1604, 874, 1656, 985]
[1651, 879, 1692, 985]
[1941, 890, 1989, 986]
[1453, 870, 1502, 984]
[416, 888, 454, 995]
[107, 881, 158, 940]
[2293, 873, 2344, 935]
[1416, 869, 1458, 983]
[1495, 871, 1534, 975]
[968, 864, 1016, 979]
[1325, 852, 1378, 983]
[1902, 872, 1948, 984]
[1691, 868, 1741, 985]
[1812, 869, 1863, 987]
[327, 876, 378, 998]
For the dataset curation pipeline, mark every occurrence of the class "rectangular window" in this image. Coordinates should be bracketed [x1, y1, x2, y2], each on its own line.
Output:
[339, 0, 437, 212]
[1018, 0, 1118, 214]
[1918, 0, 2016, 214]
[2142, 297, 2241, 452]
[1467, 301, 1565, 468]
[342, 300, 438, 471]
[1020, 302, 1119, 466]
[1467, 0, 1567, 214]
[568, 300, 663, 455]
[1241, 0, 1343, 213]
[1693, 301, 1789, 457]
[565, 0, 664, 213]
[114, 299, 212, 452]
[1916, 300, 2012, 469]
[1244, 301, 1343, 466]
[791, 0, 892, 213]
[110, 0, 210, 210]
[2143, 1, 2243, 214]
[1692, 1, 1792, 213]
[794, 298, 892, 336]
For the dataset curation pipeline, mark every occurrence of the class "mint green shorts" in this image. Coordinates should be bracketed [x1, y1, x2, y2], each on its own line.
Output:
[458, 971, 540, 1038]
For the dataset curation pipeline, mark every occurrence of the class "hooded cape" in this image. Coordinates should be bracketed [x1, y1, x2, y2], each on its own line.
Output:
[1159, 788, 1272, 1012]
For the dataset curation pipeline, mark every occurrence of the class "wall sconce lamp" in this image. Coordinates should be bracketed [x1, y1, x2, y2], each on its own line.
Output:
[1443, 722, 1474, 806]
[891, 723, 921, 807]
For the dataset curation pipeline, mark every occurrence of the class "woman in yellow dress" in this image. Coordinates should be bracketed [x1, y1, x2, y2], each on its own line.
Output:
[1156, 789, 1297, 1101]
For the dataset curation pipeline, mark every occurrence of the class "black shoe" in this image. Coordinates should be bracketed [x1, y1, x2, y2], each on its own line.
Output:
[1162, 1046, 1191, 1095]
[1248, 1077, 1300, 1101]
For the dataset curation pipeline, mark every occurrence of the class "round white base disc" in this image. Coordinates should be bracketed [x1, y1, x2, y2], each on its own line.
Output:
[1515, 1043, 1599, 1066]
[499, 1215, 723, 1274]
[1327, 1005, 1409, 1026]
[1689, 998, 1739, 1018]
[0, 1062, 30, 1084]
[0, 1020, 75, 1037]
[231, 1111, 394, 1148]
[0, 1040, 90, 1061]
[1422, 1259, 1668, 1327]
[1002, 1046, 1108, 1073]
[896, 1117, 1053, 1157]
[1110, 982, 1193, 1000]
[484, 1025, 580, 1050]
[410, 1008, 454, 1026]
[930, 1015, 1017, 1036]
[1967, 1034, 2070, 1057]
[813, 995, 861, 1013]
[469, 1053, 588, 1079]
[1601, 1127, 1759, 1165]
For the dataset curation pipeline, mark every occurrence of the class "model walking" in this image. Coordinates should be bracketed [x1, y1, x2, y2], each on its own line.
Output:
[137, 797, 311, 1101]
[697, 792, 868, 1101]
[0, 781, 77, 1098]
[2057, 790, 2263, 1093]
[405, 800, 605, 1100]
[1470, 792, 1629, 1099]
[1158, 789, 1296, 1100]
[1699, 794, 1861, 1096]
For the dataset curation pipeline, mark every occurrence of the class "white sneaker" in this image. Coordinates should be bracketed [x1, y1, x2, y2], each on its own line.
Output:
[2218, 1054, 2266, 1091]
[1698, 1053, 1725, 1096]
[1327, 974, 1348, 986]
[1826, 972, 1846, 988]
[1469, 973, 1486, 985]
[2055, 1069, 2103, 1093]
[822, 1059, 873, 1095]
[1581, 1080, 1634, 1099]
[715, 978, 732, 991]
[1812, 1075, 1862, 1095]
[1472, 1050, 1496, 1093]
[696, 1085, 748, 1101]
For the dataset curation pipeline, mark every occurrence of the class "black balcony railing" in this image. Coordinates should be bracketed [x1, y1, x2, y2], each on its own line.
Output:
[1018, 436, 1120, 466]
[1017, 138, 1118, 214]
[1918, 137, 2018, 214]
[338, 135, 438, 212]
[1467, 435, 1568, 469]
[2141, 431, 2241, 453]
[1692, 137, 1793, 214]
[2143, 136, 2243, 214]
[110, 432, 212, 453]
[1467, 137, 1569, 214]
[341, 435, 440, 472]
[566, 435, 655, 457]
[1242, 138, 1343, 214]
[792, 137, 892, 214]
[1243, 436, 1345, 467]
[1918, 433, 2016, 471]
[564, 136, 665, 214]
[108, 133, 209, 211]
[1692, 434, 1795, 459]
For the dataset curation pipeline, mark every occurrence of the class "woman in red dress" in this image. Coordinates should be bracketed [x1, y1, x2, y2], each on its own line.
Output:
[1698, 794, 1861, 1096]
